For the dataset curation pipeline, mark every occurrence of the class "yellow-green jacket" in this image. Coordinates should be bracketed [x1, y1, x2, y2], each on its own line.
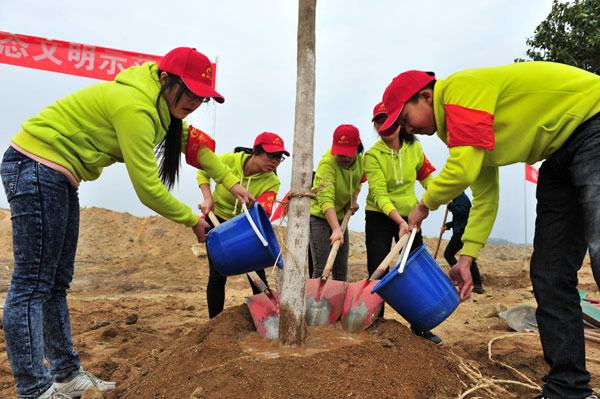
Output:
[425, 61, 600, 258]
[197, 151, 280, 220]
[11, 62, 238, 227]
[365, 139, 435, 217]
[310, 148, 364, 220]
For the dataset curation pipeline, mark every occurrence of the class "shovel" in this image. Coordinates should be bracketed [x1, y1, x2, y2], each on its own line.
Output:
[340, 231, 410, 332]
[305, 209, 352, 326]
[206, 211, 280, 339]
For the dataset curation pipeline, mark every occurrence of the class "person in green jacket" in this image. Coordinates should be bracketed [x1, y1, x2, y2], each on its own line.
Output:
[310, 124, 364, 281]
[365, 101, 441, 344]
[379, 62, 600, 399]
[0, 47, 253, 399]
[198, 132, 288, 318]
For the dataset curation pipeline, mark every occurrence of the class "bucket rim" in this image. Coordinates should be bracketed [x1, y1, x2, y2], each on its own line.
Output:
[249, 204, 283, 269]
[371, 243, 428, 294]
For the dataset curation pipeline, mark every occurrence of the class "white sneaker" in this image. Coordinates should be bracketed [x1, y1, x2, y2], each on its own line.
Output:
[37, 383, 71, 399]
[55, 367, 116, 398]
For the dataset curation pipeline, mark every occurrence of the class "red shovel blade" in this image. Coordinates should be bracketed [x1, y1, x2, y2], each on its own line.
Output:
[245, 290, 280, 339]
[305, 278, 347, 326]
[340, 279, 382, 333]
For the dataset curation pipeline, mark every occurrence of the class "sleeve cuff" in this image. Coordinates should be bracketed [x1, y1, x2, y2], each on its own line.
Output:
[422, 193, 441, 211]
[185, 213, 200, 228]
[321, 201, 335, 213]
[382, 203, 396, 216]
[461, 241, 482, 259]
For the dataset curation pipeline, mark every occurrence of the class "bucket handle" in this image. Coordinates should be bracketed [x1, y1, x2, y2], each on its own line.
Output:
[397, 227, 417, 274]
[243, 203, 269, 247]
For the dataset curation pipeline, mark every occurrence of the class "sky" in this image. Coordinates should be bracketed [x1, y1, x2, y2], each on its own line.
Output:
[0, 0, 554, 245]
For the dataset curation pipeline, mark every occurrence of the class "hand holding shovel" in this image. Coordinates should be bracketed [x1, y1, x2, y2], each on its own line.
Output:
[305, 209, 352, 326]
[340, 231, 411, 332]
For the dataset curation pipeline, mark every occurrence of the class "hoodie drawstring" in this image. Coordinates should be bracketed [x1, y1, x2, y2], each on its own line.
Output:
[232, 176, 253, 215]
[391, 148, 404, 185]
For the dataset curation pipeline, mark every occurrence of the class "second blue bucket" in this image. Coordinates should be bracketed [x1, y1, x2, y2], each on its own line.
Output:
[372, 243, 459, 332]
[206, 204, 283, 276]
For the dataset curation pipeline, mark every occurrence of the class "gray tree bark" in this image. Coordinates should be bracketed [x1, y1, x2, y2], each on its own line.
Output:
[278, 0, 316, 347]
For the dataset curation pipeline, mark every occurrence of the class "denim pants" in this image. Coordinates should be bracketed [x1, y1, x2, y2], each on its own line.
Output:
[531, 114, 600, 399]
[1, 147, 81, 398]
[309, 215, 349, 280]
[205, 213, 269, 319]
[364, 210, 423, 317]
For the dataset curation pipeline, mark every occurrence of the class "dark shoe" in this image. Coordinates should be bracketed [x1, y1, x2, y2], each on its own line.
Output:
[411, 327, 442, 345]
[472, 285, 485, 294]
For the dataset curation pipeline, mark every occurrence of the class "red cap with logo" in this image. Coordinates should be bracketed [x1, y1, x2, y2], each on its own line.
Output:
[372, 101, 387, 122]
[378, 70, 436, 136]
[159, 47, 224, 104]
[254, 132, 290, 156]
[331, 124, 360, 157]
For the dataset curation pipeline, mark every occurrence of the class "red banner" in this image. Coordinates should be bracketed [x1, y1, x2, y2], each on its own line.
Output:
[0, 32, 216, 86]
[525, 164, 538, 184]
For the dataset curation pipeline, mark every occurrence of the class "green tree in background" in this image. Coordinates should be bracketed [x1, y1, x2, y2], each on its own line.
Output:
[516, 0, 600, 74]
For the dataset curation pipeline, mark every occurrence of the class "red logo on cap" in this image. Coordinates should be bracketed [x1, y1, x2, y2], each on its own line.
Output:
[337, 135, 352, 144]
[201, 66, 213, 82]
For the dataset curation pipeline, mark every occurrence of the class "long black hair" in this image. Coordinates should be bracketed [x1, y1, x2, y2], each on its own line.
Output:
[155, 70, 187, 190]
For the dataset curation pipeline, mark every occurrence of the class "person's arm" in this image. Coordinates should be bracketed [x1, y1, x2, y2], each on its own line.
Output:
[364, 153, 396, 216]
[324, 207, 343, 246]
[416, 151, 436, 189]
[314, 160, 337, 215]
[198, 183, 214, 216]
[348, 186, 361, 214]
[114, 108, 199, 227]
[460, 165, 499, 258]
[388, 209, 409, 237]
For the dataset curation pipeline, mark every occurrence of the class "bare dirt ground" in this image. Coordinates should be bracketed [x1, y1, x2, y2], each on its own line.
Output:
[0, 207, 599, 398]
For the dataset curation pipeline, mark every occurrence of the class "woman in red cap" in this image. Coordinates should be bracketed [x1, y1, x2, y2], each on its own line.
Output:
[309, 124, 365, 281]
[364, 101, 442, 344]
[198, 132, 289, 318]
[0, 47, 254, 399]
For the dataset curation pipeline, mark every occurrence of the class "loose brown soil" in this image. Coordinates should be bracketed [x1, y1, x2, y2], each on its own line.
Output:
[0, 207, 599, 398]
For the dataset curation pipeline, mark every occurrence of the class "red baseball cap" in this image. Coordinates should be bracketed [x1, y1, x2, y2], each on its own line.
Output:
[378, 70, 436, 136]
[159, 47, 225, 104]
[331, 124, 360, 157]
[371, 101, 387, 122]
[254, 132, 290, 156]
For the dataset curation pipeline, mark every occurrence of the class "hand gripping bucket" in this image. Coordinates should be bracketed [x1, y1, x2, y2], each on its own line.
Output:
[372, 243, 459, 331]
[206, 204, 283, 276]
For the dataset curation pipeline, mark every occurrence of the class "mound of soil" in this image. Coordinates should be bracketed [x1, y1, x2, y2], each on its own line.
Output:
[1, 207, 599, 398]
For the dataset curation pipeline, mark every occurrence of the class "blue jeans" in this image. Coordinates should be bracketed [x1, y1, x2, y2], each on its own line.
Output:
[531, 113, 600, 399]
[1, 147, 81, 398]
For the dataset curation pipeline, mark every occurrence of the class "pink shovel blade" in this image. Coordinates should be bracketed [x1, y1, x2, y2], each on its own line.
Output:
[305, 278, 347, 326]
[340, 279, 383, 333]
[245, 290, 280, 339]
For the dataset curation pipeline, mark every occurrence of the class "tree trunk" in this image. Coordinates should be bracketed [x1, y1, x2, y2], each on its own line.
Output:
[278, 0, 316, 347]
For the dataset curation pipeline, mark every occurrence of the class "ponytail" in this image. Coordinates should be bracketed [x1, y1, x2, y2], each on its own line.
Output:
[155, 70, 187, 190]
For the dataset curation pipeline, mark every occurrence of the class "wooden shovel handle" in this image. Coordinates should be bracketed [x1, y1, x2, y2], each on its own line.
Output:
[207, 211, 271, 295]
[433, 206, 449, 260]
[369, 232, 410, 281]
[322, 209, 352, 281]
[207, 211, 220, 227]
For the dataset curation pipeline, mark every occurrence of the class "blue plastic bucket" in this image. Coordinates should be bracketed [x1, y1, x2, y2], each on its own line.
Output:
[206, 204, 283, 276]
[372, 243, 459, 331]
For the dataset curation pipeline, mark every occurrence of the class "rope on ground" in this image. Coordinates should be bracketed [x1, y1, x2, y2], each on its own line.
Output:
[449, 331, 542, 399]
[487, 332, 541, 391]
